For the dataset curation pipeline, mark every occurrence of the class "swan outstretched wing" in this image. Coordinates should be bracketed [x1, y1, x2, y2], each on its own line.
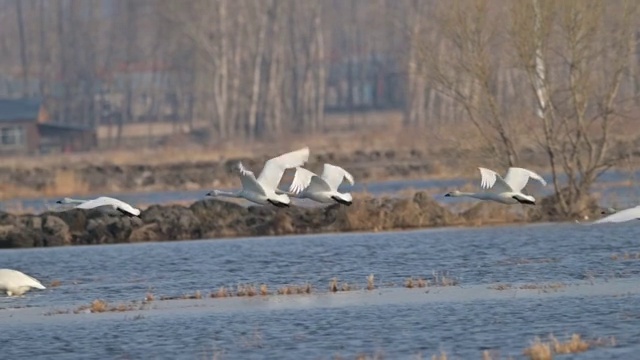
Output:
[321, 164, 354, 191]
[288, 167, 330, 194]
[76, 197, 140, 216]
[593, 206, 640, 224]
[503, 167, 547, 193]
[236, 162, 266, 195]
[257, 147, 310, 190]
[478, 167, 513, 193]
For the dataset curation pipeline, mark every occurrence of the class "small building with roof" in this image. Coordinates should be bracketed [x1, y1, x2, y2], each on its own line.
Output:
[0, 98, 97, 155]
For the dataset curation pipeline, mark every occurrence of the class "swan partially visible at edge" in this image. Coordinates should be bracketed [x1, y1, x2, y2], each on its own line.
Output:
[206, 147, 310, 207]
[0, 269, 46, 297]
[588, 205, 640, 224]
[444, 167, 547, 205]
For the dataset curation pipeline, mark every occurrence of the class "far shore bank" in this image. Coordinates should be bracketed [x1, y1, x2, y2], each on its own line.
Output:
[0, 191, 598, 249]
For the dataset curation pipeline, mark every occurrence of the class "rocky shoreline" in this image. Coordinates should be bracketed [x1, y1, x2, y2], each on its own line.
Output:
[0, 191, 586, 248]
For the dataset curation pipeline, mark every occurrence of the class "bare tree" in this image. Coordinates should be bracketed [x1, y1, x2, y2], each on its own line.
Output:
[511, 0, 639, 216]
[419, 0, 520, 167]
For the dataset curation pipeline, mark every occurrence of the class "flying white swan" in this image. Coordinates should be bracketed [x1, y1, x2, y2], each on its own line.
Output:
[281, 164, 355, 206]
[591, 206, 640, 224]
[206, 147, 310, 207]
[444, 167, 547, 205]
[0, 269, 46, 296]
[56, 196, 141, 216]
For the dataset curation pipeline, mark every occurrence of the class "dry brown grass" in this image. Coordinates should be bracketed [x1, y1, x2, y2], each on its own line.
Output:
[404, 277, 428, 289]
[367, 274, 375, 291]
[488, 283, 513, 291]
[518, 283, 566, 293]
[523, 334, 616, 359]
[145, 292, 155, 302]
[610, 252, 640, 261]
[259, 284, 269, 296]
[431, 351, 448, 360]
[329, 278, 358, 293]
[277, 283, 312, 295]
[210, 286, 230, 298]
[523, 339, 552, 360]
[181, 290, 202, 300]
[236, 284, 258, 297]
[431, 271, 459, 287]
[73, 299, 141, 314]
[330, 278, 338, 292]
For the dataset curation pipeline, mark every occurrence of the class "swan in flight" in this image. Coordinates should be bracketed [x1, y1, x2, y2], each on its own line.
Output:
[0, 269, 46, 296]
[444, 167, 547, 205]
[56, 196, 141, 216]
[591, 206, 640, 224]
[282, 164, 355, 205]
[206, 147, 310, 207]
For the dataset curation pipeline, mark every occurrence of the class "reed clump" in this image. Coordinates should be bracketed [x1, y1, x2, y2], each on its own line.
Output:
[329, 278, 357, 293]
[404, 277, 427, 288]
[277, 283, 312, 295]
[431, 351, 448, 360]
[523, 334, 616, 359]
[366, 274, 375, 291]
[236, 284, 258, 297]
[74, 299, 140, 314]
[610, 252, 640, 261]
[181, 290, 202, 299]
[210, 286, 230, 298]
[518, 282, 566, 293]
[488, 283, 512, 291]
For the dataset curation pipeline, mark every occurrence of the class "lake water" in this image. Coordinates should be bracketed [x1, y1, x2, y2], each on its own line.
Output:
[1, 222, 640, 359]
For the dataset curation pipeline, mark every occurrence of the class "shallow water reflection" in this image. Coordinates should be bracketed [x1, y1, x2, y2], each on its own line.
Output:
[1, 222, 639, 358]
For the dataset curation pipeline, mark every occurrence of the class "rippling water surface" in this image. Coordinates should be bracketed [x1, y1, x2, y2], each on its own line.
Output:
[1, 222, 640, 359]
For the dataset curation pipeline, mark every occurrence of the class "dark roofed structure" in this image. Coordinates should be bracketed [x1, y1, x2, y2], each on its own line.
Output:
[0, 98, 43, 122]
[0, 98, 96, 155]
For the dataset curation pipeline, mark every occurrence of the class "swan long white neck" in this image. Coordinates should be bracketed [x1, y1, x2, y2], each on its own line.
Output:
[214, 190, 242, 198]
[450, 191, 486, 199]
[64, 198, 86, 204]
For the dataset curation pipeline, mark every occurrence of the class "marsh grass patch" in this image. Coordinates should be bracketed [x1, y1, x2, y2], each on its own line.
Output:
[71, 299, 147, 314]
[329, 278, 357, 293]
[518, 282, 566, 293]
[488, 283, 513, 291]
[523, 334, 616, 359]
[610, 252, 640, 261]
[277, 283, 312, 295]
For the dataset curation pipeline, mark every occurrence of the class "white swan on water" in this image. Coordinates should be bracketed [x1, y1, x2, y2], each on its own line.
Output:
[445, 167, 547, 205]
[206, 147, 310, 207]
[56, 196, 141, 216]
[280, 164, 355, 206]
[591, 206, 640, 224]
[0, 269, 46, 296]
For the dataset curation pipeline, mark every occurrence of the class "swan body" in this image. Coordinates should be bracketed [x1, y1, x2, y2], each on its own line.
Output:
[0, 269, 46, 296]
[207, 147, 310, 207]
[592, 206, 640, 224]
[283, 164, 355, 205]
[445, 167, 547, 205]
[56, 196, 141, 216]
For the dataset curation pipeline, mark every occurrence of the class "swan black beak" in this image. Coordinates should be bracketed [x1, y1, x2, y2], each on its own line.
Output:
[444, 193, 451, 197]
[55, 200, 62, 204]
